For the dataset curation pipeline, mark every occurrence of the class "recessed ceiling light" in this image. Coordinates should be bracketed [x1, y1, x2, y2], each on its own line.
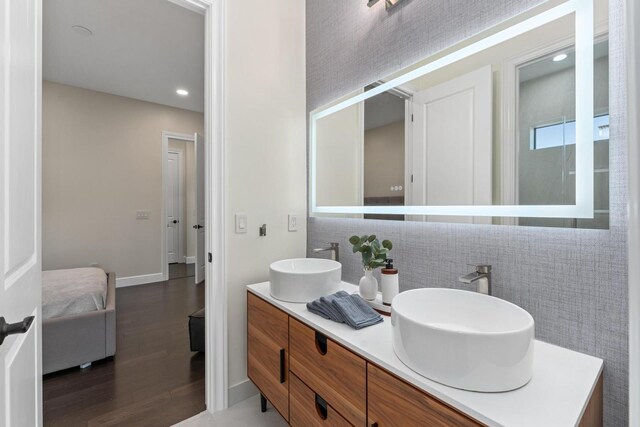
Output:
[71, 25, 93, 37]
[553, 53, 568, 62]
[176, 89, 189, 96]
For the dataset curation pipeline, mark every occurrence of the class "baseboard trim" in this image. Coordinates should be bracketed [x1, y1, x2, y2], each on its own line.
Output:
[228, 379, 258, 407]
[184, 256, 196, 264]
[116, 273, 164, 288]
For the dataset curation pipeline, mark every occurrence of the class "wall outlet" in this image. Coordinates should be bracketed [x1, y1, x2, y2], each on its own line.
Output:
[235, 213, 248, 234]
[288, 214, 299, 232]
[136, 210, 150, 220]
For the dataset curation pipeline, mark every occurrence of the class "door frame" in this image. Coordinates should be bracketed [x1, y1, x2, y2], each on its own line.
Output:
[162, 132, 191, 278]
[162, 0, 228, 412]
[184, 0, 228, 413]
[32, 0, 227, 415]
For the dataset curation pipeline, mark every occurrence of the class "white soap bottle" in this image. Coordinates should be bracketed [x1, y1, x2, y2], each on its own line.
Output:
[381, 259, 399, 306]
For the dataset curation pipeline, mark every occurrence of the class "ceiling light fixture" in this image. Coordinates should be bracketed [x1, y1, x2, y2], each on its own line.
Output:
[71, 25, 93, 37]
[553, 53, 568, 62]
[176, 89, 189, 96]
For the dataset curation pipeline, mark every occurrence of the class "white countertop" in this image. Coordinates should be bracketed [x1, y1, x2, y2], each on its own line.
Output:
[247, 281, 603, 427]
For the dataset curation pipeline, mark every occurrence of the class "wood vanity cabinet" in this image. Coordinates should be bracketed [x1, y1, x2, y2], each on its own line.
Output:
[368, 363, 483, 427]
[247, 293, 289, 421]
[247, 291, 602, 427]
[289, 318, 367, 426]
[289, 373, 352, 427]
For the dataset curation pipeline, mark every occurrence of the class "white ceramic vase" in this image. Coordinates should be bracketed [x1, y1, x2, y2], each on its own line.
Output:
[359, 269, 378, 301]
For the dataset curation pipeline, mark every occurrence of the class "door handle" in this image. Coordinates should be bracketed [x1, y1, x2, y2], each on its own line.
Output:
[0, 316, 35, 345]
[172, 220, 178, 224]
[193, 224, 203, 229]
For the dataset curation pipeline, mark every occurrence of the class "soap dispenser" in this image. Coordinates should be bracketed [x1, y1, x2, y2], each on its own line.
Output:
[381, 259, 399, 306]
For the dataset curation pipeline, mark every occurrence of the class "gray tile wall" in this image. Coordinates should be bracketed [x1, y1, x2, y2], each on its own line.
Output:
[306, 1, 628, 425]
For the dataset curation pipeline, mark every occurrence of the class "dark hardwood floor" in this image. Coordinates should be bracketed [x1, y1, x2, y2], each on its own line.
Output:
[43, 268, 206, 426]
[169, 263, 195, 281]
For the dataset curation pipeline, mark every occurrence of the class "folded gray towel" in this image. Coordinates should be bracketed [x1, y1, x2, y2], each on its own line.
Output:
[306, 291, 349, 323]
[332, 294, 383, 330]
[320, 292, 349, 322]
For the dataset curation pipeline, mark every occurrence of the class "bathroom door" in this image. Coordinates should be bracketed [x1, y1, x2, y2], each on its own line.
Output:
[410, 65, 493, 224]
[0, 0, 43, 425]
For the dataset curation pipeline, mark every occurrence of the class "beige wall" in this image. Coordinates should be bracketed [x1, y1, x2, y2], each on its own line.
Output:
[364, 121, 405, 198]
[42, 81, 204, 278]
[168, 138, 197, 260]
[225, 0, 307, 389]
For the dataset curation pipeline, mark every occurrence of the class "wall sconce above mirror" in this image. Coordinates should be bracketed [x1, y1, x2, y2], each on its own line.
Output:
[367, 0, 404, 10]
[311, 0, 610, 229]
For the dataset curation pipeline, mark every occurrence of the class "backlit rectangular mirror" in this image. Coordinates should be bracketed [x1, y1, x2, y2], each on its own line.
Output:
[310, 0, 609, 228]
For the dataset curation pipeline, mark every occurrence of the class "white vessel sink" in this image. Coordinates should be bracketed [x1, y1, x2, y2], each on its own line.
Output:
[269, 258, 341, 303]
[391, 288, 534, 392]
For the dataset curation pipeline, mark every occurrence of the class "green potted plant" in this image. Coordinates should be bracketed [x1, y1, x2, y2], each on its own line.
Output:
[349, 235, 393, 300]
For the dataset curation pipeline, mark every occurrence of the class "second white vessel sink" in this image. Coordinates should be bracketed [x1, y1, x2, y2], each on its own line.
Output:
[391, 288, 534, 392]
[269, 258, 341, 303]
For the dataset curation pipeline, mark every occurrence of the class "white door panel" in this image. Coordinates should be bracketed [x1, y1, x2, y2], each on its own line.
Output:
[0, 0, 42, 425]
[167, 152, 180, 264]
[411, 65, 492, 224]
[195, 133, 205, 284]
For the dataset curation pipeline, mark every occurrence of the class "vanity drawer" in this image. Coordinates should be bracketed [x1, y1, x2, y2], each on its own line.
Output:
[289, 318, 366, 427]
[368, 364, 483, 427]
[247, 292, 289, 421]
[290, 373, 353, 427]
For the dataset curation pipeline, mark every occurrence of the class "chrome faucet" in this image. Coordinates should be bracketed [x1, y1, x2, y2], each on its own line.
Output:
[313, 242, 339, 262]
[458, 264, 492, 295]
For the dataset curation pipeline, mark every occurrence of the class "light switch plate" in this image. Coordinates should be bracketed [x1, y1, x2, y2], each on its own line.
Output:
[288, 214, 299, 232]
[235, 213, 248, 234]
[136, 210, 149, 220]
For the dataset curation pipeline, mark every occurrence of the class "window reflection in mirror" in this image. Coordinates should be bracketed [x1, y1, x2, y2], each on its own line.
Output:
[518, 39, 609, 228]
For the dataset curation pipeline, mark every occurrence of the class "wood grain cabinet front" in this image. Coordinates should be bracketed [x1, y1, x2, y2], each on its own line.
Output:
[367, 364, 484, 427]
[247, 291, 602, 427]
[289, 373, 353, 427]
[289, 317, 367, 427]
[247, 293, 290, 421]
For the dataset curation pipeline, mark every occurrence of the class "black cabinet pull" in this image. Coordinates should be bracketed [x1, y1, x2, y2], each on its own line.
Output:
[315, 394, 328, 420]
[279, 348, 286, 383]
[315, 331, 328, 355]
[0, 316, 34, 346]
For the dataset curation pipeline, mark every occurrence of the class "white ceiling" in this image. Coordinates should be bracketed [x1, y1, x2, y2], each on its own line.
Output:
[43, 0, 205, 112]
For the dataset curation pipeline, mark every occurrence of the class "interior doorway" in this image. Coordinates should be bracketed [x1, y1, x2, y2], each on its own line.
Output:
[167, 149, 184, 265]
[163, 132, 206, 284]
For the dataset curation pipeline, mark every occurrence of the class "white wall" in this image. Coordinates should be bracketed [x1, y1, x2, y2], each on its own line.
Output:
[42, 81, 204, 278]
[225, 0, 307, 389]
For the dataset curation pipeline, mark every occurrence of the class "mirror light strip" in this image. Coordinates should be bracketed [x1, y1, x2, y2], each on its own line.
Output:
[310, 0, 595, 219]
[574, 0, 595, 218]
[311, 1, 577, 121]
[315, 205, 588, 218]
